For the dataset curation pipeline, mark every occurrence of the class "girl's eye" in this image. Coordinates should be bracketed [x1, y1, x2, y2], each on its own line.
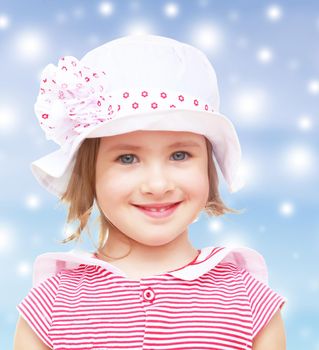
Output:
[172, 151, 190, 161]
[116, 151, 191, 165]
[117, 154, 137, 164]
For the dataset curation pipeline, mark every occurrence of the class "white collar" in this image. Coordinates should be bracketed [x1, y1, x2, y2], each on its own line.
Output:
[32, 245, 268, 287]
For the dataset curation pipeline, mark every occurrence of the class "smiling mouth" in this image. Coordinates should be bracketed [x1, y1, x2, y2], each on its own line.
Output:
[133, 202, 180, 211]
[132, 202, 182, 218]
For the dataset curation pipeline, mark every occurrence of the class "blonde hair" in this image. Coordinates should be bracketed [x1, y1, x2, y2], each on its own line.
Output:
[60, 136, 242, 260]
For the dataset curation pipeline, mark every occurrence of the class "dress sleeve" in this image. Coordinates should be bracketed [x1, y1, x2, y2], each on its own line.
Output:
[16, 272, 61, 348]
[241, 267, 287, 339]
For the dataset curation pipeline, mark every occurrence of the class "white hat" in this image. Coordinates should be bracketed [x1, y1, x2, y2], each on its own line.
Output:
[32, 34, 245, 197]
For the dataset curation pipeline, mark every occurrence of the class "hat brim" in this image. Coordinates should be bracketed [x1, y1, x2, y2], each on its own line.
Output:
[31, 109, 245, 197]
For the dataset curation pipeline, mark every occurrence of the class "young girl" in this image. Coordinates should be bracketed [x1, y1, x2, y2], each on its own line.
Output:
[14, 34, 286, 350]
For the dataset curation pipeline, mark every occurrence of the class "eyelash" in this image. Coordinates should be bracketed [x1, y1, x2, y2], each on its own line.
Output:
[116, 151, 192, 165]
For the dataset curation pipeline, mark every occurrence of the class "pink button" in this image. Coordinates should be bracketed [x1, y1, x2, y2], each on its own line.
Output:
[143, 287, 155, 302]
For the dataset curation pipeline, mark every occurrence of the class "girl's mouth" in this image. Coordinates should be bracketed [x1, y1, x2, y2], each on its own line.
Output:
[133, 202, 181, 219]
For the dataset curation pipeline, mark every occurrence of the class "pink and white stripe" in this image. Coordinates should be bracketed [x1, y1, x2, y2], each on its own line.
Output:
[17, 247, 286, 349]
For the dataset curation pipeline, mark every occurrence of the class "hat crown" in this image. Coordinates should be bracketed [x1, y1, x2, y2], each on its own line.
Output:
[81, 34, 220, 112]
[32, 34, 244, 196]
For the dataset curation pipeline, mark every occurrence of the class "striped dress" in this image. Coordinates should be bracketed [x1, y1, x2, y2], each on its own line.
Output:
[17, 246, 286, 350]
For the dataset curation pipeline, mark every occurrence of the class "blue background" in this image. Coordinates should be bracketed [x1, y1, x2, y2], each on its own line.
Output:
[0, 0, 318, 349]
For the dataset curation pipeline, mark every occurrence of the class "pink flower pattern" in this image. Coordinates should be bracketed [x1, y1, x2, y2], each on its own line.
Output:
[34, 57, 214, 147]
[34, 56, 110, 146]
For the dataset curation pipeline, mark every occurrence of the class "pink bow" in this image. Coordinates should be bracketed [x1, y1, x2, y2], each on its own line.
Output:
[34, 56, 110, 146]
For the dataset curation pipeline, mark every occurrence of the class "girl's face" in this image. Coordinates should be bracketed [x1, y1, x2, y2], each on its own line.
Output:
[95, 130, 209, 247]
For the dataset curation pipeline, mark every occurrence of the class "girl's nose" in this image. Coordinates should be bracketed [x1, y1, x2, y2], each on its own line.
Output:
[139, 165, 175, 196]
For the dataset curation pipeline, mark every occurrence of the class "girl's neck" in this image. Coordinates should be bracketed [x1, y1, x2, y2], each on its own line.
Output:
[95, 228, 199, 278]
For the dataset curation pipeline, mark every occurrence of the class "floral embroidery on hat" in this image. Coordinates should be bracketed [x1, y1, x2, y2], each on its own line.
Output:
[141, 91, 148, 97]
[160, 92, 167, 98]
[34, 56, 110, 146]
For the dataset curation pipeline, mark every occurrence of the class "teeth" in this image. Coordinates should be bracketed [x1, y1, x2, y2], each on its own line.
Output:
[143, 205, 173, 212]
[146, 206, 170, 212]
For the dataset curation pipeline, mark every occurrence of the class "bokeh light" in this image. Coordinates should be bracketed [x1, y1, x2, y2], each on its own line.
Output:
[99, 1, 114, 16]
[0, 105, 17, 134]
[232, 88, 267, 124]
[236, 156, 259, 190]
[257, 47, 274, 63]
[282, 145, 315, 177]
[297, 114, 313, 131]
[17, 261, 32, 277]
[279, 201, 295, 216]
[0, 224, 14, 253]
[308, 80, 319, 95]
[14, 30, 47, 61]
[164, 3, 179, 18]
[266, 4, 283, 21]
[208, 219, 223, 234]
[0, 14, 10, 29]
[191, 23, 223, 52]
[218, 234, 250, 249]
[125, 21, 154, 36]
[25, 194, 41, 210]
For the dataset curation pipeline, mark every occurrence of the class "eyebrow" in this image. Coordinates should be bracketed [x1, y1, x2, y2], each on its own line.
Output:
[107, 141, 202, 151]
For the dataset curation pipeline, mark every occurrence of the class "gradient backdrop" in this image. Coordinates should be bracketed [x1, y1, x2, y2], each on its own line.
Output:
[0, 1, 318, 349]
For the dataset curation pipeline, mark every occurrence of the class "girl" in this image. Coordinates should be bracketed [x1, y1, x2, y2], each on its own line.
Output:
[14, 34, 286, 350]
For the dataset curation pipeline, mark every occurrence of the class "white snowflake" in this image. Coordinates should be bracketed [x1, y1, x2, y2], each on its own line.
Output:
[164, 3, 179, 18]
[266, 4, 283, 21]
[0, 224, 14, 253]
[99, 1, 114, 16]
[283, 145, 315, 177]
[257, 47, 274, 63]
[308, 80, 319, 95]
[17, 261, 32, 277]
[279, 201, 294, 216]
[0, 105, 17, 133]
[218, 234, 250, 249]
[25, 194, 41, 210]
[208, 219, 223, 234]
[191, 23, 223, 53]
[297, 114, 313, 131]
[0, 14, 10, 29]
[14, 30, 47, 61]
[232, 88, 267, 124]
[125, 22, 153, 36]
